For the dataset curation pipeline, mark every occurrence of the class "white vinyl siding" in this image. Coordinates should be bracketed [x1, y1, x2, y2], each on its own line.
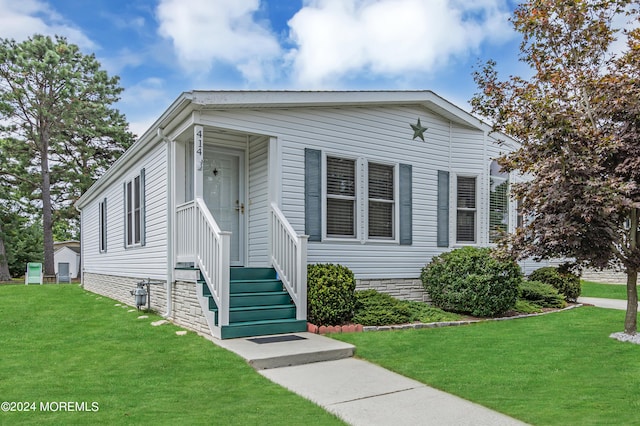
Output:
[81, 143, 168, 280]
[196, 105, 497, 279]
[248, 136, 269, 265]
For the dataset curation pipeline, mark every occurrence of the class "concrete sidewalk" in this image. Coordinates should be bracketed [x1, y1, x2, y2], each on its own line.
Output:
[210, 332, 527, 426]
[261, 356, 527, 426]
[578, 297, 638, 311]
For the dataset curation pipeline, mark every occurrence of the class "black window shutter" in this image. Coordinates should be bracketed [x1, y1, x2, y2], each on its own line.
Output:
[103, 198, 108, 252]
[305, 149, 322, 242]
[123, 182, 127, 248]
[437, 170, 450, 247]
[140, 168, 146, 247]
[399, 164, 412, 245]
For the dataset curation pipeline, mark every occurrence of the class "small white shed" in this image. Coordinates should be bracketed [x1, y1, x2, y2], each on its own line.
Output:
[53, 245, 81, 281]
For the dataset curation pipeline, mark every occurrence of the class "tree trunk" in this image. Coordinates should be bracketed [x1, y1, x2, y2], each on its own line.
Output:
[624, 269, 638, 335]
[41, 139, 55, 276]
[0, 223, 11, 281]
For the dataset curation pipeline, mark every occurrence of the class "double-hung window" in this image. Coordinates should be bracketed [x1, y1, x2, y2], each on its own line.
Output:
[489, 160, 509, 242]
[326, 157, 356, 238]
[368, 163, 395, 239]
[124, 169, 145, 247]
[306, 149, 411, 244]
[456, 176, 476, 243]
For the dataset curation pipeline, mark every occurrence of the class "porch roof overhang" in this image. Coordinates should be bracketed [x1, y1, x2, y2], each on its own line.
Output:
[76, 90, 514, 210]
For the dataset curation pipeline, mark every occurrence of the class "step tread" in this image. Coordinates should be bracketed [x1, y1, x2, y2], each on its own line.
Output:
[231, 279, 281, 284]
[223, 318, 306, 327]
[231, 290, 290, 297]
[230, 304, 294, 312]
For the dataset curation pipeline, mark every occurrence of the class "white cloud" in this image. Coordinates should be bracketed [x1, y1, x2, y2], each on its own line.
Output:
[120, 77, 168, 106]
[118, 78, 174, 138]
[0, 0, 95, 49]
[156, 0, 282, 83]
[286, 0, 514, 87]
[99, 48, 147, 76]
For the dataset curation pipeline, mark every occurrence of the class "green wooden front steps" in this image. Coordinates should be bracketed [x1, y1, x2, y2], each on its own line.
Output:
[201, 267, 307, 339]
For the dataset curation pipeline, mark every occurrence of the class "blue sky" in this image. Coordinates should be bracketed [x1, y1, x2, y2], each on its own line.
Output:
[0, 0, 529, 137]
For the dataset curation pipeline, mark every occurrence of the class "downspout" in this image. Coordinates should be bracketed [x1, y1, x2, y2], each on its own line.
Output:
[159, 128, 174, 319]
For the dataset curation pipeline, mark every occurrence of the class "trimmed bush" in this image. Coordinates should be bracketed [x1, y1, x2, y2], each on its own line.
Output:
[421, 247, 522, 317]
[307, 263, 356, 326]
[352, 289, 460, 326]
[519, 280, 566, 308]
[529, 266, 581, 302]
[515, 299, 543, 314]
[353, 290, 413, 326]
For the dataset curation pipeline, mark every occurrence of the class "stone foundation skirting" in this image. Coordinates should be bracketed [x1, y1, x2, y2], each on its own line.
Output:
[83, 273, 432, 336]
[356, 278, 430, 302]
[83, 273, 210, 335]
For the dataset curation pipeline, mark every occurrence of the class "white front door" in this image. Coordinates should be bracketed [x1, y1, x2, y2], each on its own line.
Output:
[203, 148, 245, 266]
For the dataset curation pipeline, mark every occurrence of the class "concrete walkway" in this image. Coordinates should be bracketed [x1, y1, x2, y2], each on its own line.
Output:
[211, 332, 527, 426]
[578, 297, 638, 311]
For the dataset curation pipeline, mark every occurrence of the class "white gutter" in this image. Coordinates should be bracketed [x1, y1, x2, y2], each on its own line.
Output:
[159, 128, 174, 319]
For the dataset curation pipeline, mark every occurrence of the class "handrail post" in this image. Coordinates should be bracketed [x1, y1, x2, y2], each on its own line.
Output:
[297, 235, 308, 320]
[193, 201, 198, 265]
[218, 231, 231, 326]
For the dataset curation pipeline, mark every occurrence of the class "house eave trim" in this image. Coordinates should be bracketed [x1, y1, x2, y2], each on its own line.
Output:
[75, 93, 194, 209]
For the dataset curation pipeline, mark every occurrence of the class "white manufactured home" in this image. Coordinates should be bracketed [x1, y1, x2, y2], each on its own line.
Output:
[76, 90, 519, 339]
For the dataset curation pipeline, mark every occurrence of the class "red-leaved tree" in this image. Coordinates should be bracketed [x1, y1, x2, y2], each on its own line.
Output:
[471, 0, 640, 334]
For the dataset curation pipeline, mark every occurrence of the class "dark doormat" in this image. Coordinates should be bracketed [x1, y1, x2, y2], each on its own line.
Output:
[247, 335, 307, 344]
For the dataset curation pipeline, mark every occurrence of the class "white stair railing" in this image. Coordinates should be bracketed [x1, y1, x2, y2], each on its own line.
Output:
[195, 197, 231, 327]
[175, 201, 195, 263]
[270, 202, 308, 320]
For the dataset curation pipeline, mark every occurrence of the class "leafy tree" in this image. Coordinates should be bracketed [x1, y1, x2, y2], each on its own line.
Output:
[472, 0, 640, 334]
[0, 35, 134, 275]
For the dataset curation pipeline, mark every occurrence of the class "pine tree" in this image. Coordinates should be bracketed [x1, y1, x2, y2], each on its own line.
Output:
[0, 35, 134, 276]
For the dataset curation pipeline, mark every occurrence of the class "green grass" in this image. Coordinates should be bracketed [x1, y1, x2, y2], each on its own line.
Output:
[581, 280, 627, 300]
[333, 307, 640, 425]
[0, 285, 343, 425]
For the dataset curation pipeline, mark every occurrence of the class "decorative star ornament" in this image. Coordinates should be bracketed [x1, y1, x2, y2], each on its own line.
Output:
[410, 118, 428, 141]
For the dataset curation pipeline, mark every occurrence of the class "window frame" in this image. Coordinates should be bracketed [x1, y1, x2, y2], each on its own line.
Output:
[455, 175, 478, 244]
[365, 160, 398, 242]
[322, 154, 400, 243]
[489, 160, 509, 243]
[124, 171, 144, 248]
[324, 155, 358, 240]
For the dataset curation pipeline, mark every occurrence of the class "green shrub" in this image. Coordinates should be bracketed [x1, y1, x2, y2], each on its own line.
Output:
[307, 263, 356, 326]
[515, 299, 543, 314]
[421, 247, 522, 317]
[519, 280, 566, 308]
[528, 266, 581, 302]
[352, 290, 460, 326]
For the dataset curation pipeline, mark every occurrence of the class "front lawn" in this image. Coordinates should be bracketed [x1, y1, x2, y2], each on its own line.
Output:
[581, 280, 627, 300]
[333, 307, 640, 425]
[0, 285, 342, 425]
